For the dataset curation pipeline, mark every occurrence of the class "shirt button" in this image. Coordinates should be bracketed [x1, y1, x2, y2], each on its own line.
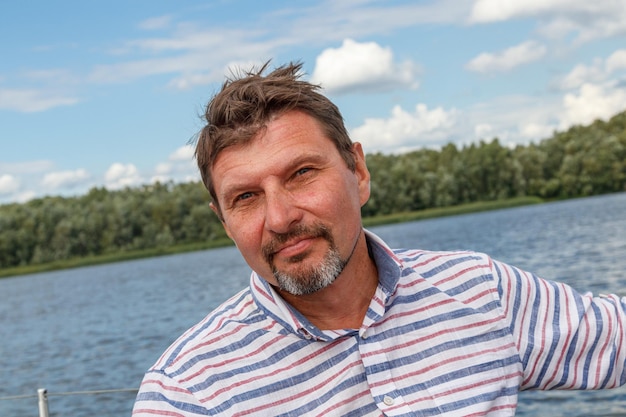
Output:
[361, 333, 368, 339]
[383, 395, 394, 406]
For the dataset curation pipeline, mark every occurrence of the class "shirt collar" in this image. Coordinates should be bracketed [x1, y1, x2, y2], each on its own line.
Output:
[249, 229, 405, 341]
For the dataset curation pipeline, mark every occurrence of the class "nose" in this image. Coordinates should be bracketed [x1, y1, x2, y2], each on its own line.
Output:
[264, 188, 301, 234]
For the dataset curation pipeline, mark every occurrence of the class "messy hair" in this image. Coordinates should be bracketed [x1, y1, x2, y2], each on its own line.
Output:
[195, 61, 355, 212]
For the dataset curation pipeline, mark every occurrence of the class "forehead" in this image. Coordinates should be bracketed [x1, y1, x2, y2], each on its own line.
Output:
[211, 111, 338, 189]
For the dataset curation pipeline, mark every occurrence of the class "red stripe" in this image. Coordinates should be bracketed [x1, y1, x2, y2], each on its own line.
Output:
[401, 370, 523, 410]
[593, 301, 613, 387]
[230, 359, 364, 417]
[543, 282, 575, 388]
[369, 342, 518, 390]
[140, 378, 189, 394]
[523, 277, 552, 386]
[362, 315, 504, 359]
[132, 408, 186, 417]
[433, 262, 491, 287]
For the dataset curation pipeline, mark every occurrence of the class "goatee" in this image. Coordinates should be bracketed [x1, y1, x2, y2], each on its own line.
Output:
[262, 223, 347, 295]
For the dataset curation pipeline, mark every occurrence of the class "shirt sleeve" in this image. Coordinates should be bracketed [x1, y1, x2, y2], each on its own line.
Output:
[132, 369, 208, 416]
[492, 257, 626, 390]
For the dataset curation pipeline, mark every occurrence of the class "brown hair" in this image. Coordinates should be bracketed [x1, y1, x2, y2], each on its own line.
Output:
[195, 61, 356, 212]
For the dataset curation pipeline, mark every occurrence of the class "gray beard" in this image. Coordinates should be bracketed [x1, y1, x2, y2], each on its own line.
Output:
[273, 245, 346, 295]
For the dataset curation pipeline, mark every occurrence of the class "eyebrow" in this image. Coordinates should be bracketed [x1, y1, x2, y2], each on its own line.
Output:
[219, 152, 330, 204]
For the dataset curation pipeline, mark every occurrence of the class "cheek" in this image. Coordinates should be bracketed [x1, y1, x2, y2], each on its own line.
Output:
[224, 216, 263, 252]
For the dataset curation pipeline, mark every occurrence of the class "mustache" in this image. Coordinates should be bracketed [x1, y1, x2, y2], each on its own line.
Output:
[262, 223, 332, 263]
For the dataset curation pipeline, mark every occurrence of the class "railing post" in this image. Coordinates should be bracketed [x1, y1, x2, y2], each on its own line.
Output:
[37, 388, 49, 417]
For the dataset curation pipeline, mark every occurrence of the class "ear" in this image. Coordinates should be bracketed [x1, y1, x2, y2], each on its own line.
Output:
[352, 142, 371, 207]
[210, 202, 233, 240]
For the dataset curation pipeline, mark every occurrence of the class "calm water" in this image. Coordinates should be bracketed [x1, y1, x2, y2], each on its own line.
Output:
[1, 192, 625, 416]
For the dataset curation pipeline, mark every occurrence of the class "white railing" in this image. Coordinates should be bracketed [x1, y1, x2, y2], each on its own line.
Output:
[0, 387, 138, 417]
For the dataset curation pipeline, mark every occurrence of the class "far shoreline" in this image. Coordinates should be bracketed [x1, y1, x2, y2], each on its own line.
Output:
[0, 196, 543, 279]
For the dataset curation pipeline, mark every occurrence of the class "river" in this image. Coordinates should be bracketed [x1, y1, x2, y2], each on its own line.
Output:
[1, 192, 625, 416]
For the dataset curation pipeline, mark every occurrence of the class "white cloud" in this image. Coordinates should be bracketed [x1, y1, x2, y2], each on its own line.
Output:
[519, 122, 555, 139]
[351, 104, 457, 153]
[558, 49, 626, 90]
[310, 39, 419, 94]
[606, 49, 626, 74]
[466, 41, 547, 73]
[0, 174, 20, 195]
[169, 144, 195, 161]
[463, 94, 563, 146]
[0, 88, 79, 112]
[41, 169, 90, 189]
[13, 190, 37, 203]
[138, 15, 172, 31]
[104, 163, 143, 190]
[469, 0, 571, 23]
[559, 82, 626, 129]
[149, 145, 198, 184]
[559, 60, 606, 90]
[469, 0, 626, 43]
[474, 123, 493, 139]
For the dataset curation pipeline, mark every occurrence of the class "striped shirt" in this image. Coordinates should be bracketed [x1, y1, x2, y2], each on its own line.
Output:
[133, 230, 626, 416]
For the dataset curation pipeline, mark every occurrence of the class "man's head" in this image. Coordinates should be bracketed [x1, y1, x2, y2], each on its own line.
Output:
[195, 61, 356, 216]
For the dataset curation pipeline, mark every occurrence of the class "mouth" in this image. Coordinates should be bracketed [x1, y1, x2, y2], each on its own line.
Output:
[273, 237, 315, 259]
[262, 223, 331, 264]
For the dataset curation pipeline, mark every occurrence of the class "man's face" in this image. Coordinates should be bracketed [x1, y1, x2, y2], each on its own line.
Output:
[210, 110, 370, 294]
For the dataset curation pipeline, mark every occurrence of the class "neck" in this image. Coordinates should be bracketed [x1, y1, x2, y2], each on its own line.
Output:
[277, 230, 379, 330]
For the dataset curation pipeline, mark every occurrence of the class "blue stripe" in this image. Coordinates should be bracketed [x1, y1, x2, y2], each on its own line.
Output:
[520, 272, 542, 371]
[164, 289, 252, 365]
[581, 303, 604, 389]
[529, 279, 562, 388]
[135, 391, 208, 414]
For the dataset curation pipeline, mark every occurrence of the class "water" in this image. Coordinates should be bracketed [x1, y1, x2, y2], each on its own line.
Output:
[1, 192, 625, 416]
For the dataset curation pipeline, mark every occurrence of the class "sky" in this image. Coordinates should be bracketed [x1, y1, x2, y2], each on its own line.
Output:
[1, 0, 626, 204]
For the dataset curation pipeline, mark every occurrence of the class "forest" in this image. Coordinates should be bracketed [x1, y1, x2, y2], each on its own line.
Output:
[1, 110, 625, 270]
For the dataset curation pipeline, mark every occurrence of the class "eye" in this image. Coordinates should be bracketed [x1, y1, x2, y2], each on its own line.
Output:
[236, 191, 254, 201]
[295, 167, 312, 176]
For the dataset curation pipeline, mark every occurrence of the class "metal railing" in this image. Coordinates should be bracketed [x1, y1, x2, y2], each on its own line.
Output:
[0, 387, 138, 417]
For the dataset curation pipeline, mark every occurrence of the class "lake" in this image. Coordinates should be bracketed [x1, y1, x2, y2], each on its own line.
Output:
[1, 192, 625, 416]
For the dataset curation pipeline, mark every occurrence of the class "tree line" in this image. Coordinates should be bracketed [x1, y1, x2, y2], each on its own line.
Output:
[1, 110, 625, 269]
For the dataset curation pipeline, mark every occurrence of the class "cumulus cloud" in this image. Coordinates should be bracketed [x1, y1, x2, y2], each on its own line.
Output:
[469, 0, 570, 23]
[519, 122, 555, 139]
[558, 49, 626, 90]
[169, 144, 195, 161]
[104, 163, 143, 190]
[310, 39, 419, 94]
[469, 0, 626, 43]
[0, 174, 20, 195]
[41, 169, 90, 189]
[559, 59, 606, 90]
[559, 82, 626, 129]
[351, 104, 457, 153]
[606, 49, 626, 73]
[466, 41, 547, 73]
[0, 88, 79, 112]
[150, 145, 199, 184]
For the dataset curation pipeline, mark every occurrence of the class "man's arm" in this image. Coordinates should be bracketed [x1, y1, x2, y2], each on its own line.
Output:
[494, 258, 626, 390]
[132, 370, 207, 416]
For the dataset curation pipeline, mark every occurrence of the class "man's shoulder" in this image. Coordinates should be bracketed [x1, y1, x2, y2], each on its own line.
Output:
[149, 286, 264, 372]
[393, 247, 491, 267]
[393, 248, 496, 289]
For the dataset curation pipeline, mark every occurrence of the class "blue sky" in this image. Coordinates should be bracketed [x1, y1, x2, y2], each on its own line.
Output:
[1, 0, 626, 204]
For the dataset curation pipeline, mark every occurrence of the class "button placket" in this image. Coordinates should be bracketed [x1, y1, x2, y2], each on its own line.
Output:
[359, 336, 413, 415]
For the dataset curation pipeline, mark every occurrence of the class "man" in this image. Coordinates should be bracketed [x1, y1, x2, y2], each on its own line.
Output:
[133, 62, 626, 416]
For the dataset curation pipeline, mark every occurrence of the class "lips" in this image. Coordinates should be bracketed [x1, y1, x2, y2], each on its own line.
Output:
[273, 237, 314, 258]
[262, 223, 332, 264]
